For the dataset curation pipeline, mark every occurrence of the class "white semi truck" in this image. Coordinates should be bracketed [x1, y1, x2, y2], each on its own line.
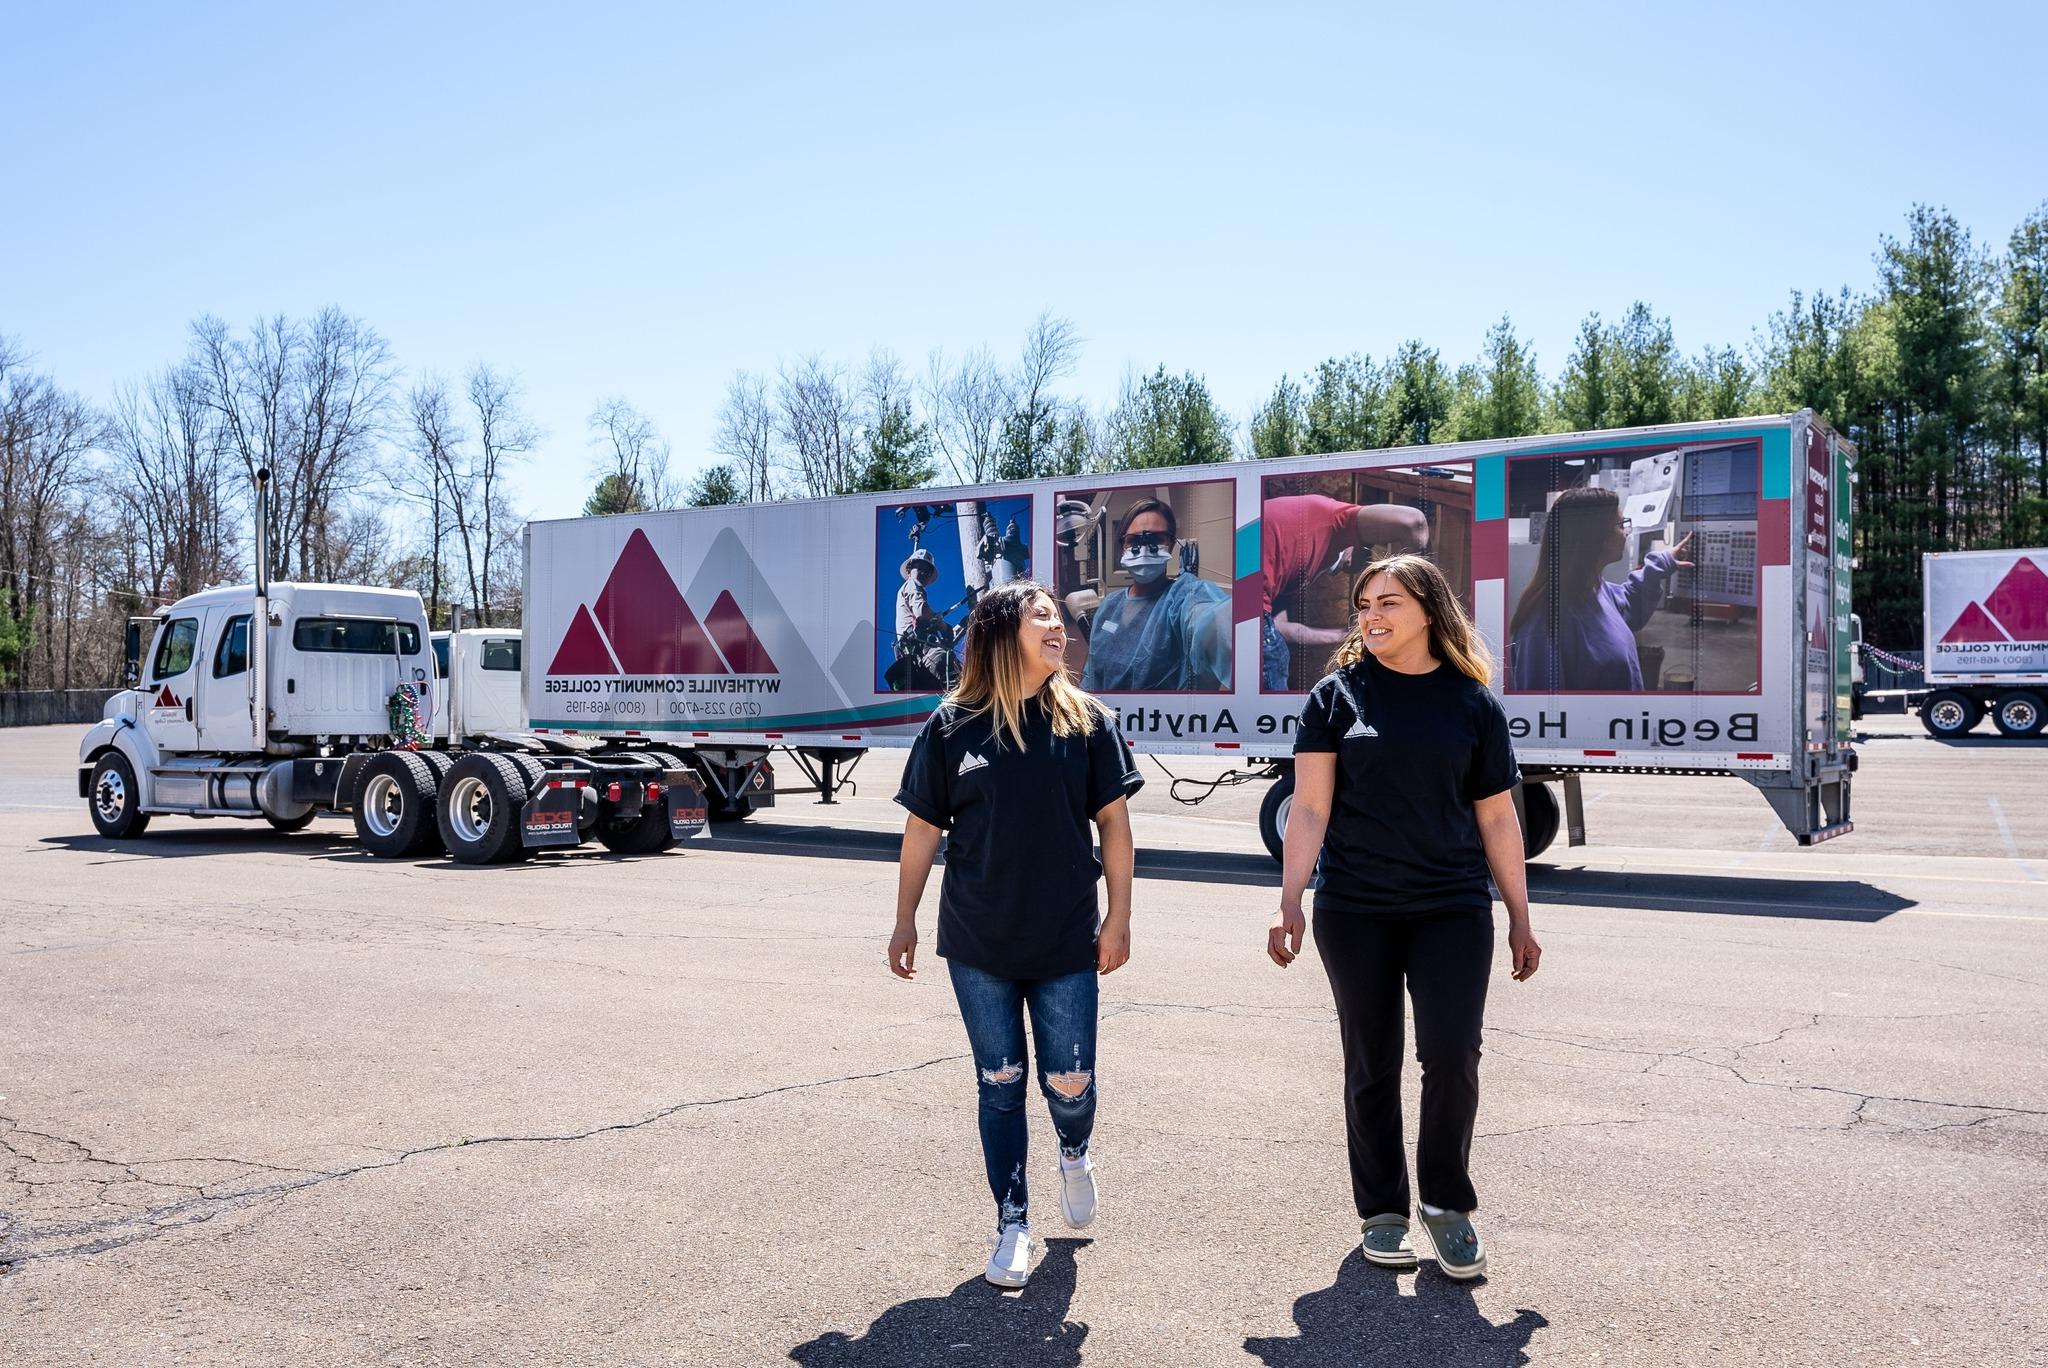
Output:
[78, 471, 712, 862]
[1913, 547, 2048, 738]
[522, 411, 1860, 860]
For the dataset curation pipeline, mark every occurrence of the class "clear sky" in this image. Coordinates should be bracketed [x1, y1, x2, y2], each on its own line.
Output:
[5, 2, 2044, 523]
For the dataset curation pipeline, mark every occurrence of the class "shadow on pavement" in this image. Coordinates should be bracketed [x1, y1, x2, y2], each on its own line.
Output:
[1244, 1252, 1547, 1367]
[38, 829, 352, 859]
[1526, 867, 1915, 921]
[712, 823, 1282, 887]
[788, 1237, 1089, 1367]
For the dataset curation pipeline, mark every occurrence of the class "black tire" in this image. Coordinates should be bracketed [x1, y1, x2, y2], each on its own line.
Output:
[437, 752, 533, 865]
[1258, 772, 1294, 866]
[1921, 690, 1981, 738]
[352, 751, 440, 858]
[87, 751, 151, 840]
[597, 751, 679, 855]
[266, 811, 317, 833]
[1519, 782, 1562, 862]
[1992, 690, 2046, 738]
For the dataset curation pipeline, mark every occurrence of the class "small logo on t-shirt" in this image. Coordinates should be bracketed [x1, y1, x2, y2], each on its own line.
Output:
[1344, 720, 1379, 739]
[957, 752, 990, 776]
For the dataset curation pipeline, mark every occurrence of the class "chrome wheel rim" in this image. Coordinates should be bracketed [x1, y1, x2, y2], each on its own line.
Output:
[2004, 701, 2038, 731]
[1275, 793, 1293, 842]
[94, 768, 127, 824]
[448, 775, 493, 843]
[1931, 700, 1967, 731]
[362, 773, 403, 838]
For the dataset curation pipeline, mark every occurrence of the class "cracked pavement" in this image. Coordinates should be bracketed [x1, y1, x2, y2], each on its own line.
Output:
[4, 716, 2046, 1365]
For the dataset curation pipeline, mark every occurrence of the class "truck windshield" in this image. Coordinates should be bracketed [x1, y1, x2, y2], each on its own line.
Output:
[293, 618, 422, 655]
[481, 639, 521, 671]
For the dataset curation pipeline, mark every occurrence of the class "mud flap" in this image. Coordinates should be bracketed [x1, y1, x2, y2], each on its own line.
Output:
[521, 780, 584, 849]
[665, 768, 711, 840]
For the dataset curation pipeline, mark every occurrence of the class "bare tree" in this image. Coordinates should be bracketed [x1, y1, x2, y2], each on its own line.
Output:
[400, 376, 464, 623]
[924, 345, 1012, 485]
[776, 355, 858, 498]
[108, 364, 238, 606]
[0, 341, 102, 686]
[188, 309, 396, 581]
[464, 365, 535, 624]
[712, 370, 779, 501]
[1006, 312, 1082, 476]
[588, 397, 678, 512]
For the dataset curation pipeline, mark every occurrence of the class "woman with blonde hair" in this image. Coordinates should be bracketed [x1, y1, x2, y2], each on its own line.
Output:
[890, 579, 1143, 1288]
[1268, 553, 1540, 1280]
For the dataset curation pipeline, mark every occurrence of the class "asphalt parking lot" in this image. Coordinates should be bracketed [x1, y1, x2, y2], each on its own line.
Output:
[4, 716, 2045, 1366]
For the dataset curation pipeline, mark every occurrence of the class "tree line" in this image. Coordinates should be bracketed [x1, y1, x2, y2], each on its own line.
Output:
[689, 203, 2045, 644]
[3, 201, 2041, 689]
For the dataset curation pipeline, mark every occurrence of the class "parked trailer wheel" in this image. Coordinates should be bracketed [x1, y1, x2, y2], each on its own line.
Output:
[352, 751, 441, 858]
[1519, 782, 1562, 861]
[1920, 690, 1981, 738]
[437, 753, 534, 864]
[88, 751, 151, 840]
[596, 751, 681, 855]
[1992, 690, 2046, 738]
[1258, 773, 1294, 865]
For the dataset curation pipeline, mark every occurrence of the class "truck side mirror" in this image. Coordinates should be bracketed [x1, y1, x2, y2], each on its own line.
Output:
[123, 618, 150, 688]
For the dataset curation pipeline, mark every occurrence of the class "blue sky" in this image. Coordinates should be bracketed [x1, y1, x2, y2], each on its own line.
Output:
[4, 2, 2044, 524]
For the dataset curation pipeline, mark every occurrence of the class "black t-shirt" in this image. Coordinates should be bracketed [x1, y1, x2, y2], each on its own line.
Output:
[896, 698, 1144, 979]
[1294, 655, 1521, 914]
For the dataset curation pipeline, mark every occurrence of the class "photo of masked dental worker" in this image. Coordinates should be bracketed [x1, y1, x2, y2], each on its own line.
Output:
[1505, 441, 1762, 694]
[1054, 480, 1234, 692]
[1259, 466, 1470, 691]
[876, 496, 1032, 692]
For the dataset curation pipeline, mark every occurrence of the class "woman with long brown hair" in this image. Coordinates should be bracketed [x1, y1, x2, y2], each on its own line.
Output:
[889, 579, 1142, 1288]
[1507, 484, 1693, 691]
[1269, 553, 1540, 1279]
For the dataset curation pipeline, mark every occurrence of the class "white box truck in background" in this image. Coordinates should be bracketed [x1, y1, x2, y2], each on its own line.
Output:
[523, 411, 1859, 860]
[1915, 547, 2048, 738]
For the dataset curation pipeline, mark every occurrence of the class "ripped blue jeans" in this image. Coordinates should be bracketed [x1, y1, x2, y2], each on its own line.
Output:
[947, 960, 1098, 1229]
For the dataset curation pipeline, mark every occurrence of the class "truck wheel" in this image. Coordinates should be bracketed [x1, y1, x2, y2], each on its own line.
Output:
[1258, 773, 1294, 865]
[1519, 782, 1562, 861]
[1921, 690, 1981, 738]
[88, 751, 151, 840]
[353, 751, 440, 858]
[438, 753, 533, 865]
[267, 811, 317, 833]
[1992, 690, 2046, 738]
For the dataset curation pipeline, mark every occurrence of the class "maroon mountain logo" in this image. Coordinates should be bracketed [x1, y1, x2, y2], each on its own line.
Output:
[547, 528, 778, 676]
[152, 685, 180, 709]
[1939, 556, 2048, 644]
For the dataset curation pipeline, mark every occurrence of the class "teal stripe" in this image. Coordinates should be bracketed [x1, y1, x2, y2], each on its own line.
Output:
[1760, 430, 1791, 499]
[532, 694, 939, 733]
[1475, 456, 1505, 521]
[1235, 519, 1260, 572]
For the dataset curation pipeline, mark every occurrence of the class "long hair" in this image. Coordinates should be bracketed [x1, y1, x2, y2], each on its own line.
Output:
[1509, 485, 1621, 634]
[948, 580, 1103, 749]
[1330, 554, 1494, 686]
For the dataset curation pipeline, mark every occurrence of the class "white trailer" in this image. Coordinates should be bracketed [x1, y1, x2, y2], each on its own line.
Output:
[1913, 547, 2048, 738]
[523, 412, 1859, 859]
[78, 471, 711, 863]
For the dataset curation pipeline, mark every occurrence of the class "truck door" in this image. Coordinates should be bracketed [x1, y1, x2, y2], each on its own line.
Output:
[198, 610, 258, 751]
[143, 612, 204, 752]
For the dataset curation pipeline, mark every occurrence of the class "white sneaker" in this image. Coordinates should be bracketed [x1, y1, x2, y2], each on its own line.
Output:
[1057, 1154, 1097, 1229]
[984, 1222, 1032, 1287]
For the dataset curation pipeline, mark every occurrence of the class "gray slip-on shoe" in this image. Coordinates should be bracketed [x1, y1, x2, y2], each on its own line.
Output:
[1417, 1208, 1486, 1279]
[1360, 1213, 1419, 1269]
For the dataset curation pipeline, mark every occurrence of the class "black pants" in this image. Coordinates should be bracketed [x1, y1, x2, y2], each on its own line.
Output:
[1313, 902, 1493, 1218]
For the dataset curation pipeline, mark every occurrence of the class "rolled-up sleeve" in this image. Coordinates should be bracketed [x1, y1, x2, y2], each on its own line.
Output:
[893, 712, 953, 829]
